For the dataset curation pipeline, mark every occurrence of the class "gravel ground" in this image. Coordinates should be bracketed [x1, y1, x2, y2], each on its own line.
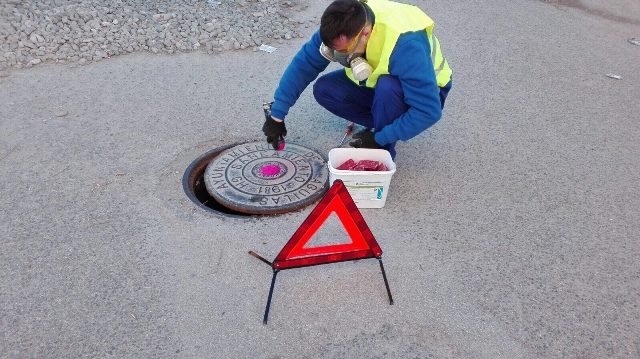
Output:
[0, 0, 312, 70]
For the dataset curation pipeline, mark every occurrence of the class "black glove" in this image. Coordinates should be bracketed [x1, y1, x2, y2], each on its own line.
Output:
[262, 116, 287, 150]
[349, 130, 382, 149]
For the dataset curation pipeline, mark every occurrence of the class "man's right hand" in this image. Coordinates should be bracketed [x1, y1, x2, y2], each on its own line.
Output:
[262, 116, 287, 150]
[349, 129, 382, 149]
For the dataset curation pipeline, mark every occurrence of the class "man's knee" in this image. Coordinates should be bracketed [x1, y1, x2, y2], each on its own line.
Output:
[313, 75, 330, 102]
[375, 75, 403, 98]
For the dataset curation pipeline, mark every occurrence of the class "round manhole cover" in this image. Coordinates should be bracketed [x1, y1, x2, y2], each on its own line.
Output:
[203, 142, 329, 215]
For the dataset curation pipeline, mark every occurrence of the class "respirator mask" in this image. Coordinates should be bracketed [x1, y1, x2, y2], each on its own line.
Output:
[319, 2, 373, 82]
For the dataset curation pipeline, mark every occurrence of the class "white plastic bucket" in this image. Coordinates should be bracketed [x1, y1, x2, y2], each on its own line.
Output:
[327, 148, 396, 208]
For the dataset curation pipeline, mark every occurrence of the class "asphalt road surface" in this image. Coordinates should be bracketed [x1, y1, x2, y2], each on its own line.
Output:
[1, 0, 639, 358]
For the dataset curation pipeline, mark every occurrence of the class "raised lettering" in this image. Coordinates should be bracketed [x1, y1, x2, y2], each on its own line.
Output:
[228, 149, 244, 158]
[209, 179, 225, 187]
[236, 181, 249, 189]
[298, 189, 310, 197]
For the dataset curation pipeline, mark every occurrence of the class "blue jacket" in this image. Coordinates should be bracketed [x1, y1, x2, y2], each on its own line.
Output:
[271, 28, 450, 146]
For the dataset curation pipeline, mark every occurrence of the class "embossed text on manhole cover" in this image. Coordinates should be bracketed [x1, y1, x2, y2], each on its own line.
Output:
[204, 142, 329, 214]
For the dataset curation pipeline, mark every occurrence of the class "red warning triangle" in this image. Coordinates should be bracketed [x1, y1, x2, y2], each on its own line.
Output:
[273, 180, 383, 270]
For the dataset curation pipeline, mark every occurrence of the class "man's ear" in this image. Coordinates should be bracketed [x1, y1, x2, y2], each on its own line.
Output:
[362, 26, 373, 38]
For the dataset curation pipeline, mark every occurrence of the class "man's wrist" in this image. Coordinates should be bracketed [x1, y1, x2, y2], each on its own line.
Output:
[374, 132, 386, 146]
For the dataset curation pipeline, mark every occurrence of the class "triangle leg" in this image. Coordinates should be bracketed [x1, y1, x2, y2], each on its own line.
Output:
[249, 250, 273, 267]
[378, 258, 394, 305]
[263, 270, 279, 324]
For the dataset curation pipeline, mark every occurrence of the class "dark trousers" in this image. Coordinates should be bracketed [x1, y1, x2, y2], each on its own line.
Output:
[313, 69, 450, 159]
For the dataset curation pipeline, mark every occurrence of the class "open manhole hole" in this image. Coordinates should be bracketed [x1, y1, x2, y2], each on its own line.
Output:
[183, 142, 330, 217]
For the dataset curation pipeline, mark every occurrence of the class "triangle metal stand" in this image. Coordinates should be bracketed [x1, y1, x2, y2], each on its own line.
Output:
[249, 250, 393, 324]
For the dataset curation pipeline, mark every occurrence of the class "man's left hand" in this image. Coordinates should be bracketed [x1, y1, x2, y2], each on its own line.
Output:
[349, 130, 383, 149]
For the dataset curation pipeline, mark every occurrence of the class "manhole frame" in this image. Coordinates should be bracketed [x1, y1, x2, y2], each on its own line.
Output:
[182, 143, 255, 218]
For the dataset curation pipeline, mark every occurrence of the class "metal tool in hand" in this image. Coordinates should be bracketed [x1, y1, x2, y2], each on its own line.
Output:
[339, 122, 355, 147]
[263, 101, 285, 150]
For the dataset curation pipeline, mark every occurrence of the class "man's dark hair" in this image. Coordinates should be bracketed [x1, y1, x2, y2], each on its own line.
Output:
[320, 0, 367, 49]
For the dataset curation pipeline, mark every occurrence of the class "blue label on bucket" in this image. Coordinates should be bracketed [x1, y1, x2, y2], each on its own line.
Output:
[376, 187, 383, 199]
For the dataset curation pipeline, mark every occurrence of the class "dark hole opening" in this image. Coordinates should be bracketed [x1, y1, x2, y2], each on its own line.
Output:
[183, 144, 253, 217]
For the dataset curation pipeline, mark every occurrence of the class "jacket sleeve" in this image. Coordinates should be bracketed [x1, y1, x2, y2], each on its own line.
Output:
[270, 30, 331, 121]
[374, 31, 442, 145]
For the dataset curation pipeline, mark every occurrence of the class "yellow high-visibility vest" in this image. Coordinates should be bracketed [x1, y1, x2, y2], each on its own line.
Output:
[346, 0, 452, 88]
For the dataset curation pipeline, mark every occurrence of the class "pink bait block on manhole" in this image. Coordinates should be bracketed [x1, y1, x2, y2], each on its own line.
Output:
[261, 164, 281, 176]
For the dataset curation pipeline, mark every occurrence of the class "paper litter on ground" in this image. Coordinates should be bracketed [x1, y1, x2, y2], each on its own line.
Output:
[259, 44, 277, 53]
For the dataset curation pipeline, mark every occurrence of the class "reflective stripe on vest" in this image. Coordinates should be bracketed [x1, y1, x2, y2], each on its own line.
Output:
[346, 0, 452, 88]
[430, 33, 448, 79]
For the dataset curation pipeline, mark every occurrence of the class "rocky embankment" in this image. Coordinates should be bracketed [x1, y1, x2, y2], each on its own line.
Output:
[0, 0, 314, 71]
